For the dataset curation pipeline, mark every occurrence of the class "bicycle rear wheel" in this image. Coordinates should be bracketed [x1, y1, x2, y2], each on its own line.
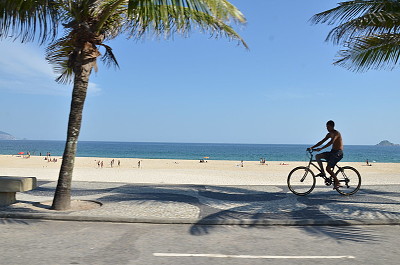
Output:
[335, 166, 361, 195]
[287, 166, 316, 196]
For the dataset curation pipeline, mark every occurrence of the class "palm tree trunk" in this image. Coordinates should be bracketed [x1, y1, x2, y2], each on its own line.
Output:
[51, 61, 93, 211]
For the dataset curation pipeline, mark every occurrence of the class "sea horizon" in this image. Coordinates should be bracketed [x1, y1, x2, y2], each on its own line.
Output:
[1, 140, 399, 163]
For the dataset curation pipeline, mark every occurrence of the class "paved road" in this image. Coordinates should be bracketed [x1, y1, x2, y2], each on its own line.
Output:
[1, 219, 400, 265]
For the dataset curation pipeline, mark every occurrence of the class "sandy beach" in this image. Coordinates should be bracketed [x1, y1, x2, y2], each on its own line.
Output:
[1, 155, 399, 185]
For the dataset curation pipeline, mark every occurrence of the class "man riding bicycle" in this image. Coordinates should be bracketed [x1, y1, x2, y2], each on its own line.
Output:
[308, 120, 343, 189]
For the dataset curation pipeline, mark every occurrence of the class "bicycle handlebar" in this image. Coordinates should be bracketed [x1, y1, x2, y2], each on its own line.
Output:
[306, 148, 319, 153]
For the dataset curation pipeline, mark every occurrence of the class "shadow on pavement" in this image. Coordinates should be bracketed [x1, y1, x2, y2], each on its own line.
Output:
[4, 181, 399, 244]
[0, 218, 37, 225]
[301, 226, 381, 243]
[188, 185, 398, 244]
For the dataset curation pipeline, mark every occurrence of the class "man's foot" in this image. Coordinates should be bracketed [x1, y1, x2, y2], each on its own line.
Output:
[333, 182, 343, 189]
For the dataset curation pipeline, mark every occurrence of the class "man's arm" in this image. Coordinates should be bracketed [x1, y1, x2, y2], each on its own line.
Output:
[309, 133, 330, 151]
[316, 139, 333, 151]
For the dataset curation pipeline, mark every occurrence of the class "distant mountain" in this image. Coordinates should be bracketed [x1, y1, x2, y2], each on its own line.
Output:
[376, 140, 399, 146]
[0, 131, 17, 140]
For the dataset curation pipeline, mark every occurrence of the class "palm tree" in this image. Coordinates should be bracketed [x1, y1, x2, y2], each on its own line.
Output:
[311, 0, 400, 72]
[0, 0, 247, 210]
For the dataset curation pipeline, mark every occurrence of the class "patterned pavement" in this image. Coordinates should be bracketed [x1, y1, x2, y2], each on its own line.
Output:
[1, 181, 400, 225]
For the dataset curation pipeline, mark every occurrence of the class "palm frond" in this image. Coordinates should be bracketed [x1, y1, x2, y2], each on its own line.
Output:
[92, 0, 126, 39]
[311, 0, 400, 71]
[326, 10, 400, 44]
[128, 0, 246, 23]
[92, 0, 247, 46]
[335, 33, 400, 71]
[125, 3, 248, 48]
[0, 0, 60, 44]
[45, 34, 75, 84]
[99, 43, 119, 68]
[310, 0, 400, 26]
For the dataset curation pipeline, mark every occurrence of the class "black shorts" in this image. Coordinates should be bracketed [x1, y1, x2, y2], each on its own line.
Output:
[322, 150, 343, 168]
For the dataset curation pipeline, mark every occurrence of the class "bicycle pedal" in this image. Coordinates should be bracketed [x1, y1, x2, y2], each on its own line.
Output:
[324, 177, 332, 185]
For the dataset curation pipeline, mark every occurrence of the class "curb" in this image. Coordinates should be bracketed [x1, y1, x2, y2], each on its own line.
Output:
[2, 212, 400, 226]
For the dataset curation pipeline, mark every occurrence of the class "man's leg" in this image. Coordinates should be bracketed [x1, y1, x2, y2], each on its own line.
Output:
[326, 165, 340, 186]
[315, 153, 328, 176]
[326, 151, 343, 188]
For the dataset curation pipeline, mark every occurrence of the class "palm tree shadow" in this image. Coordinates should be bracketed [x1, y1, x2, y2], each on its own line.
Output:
[302, 225, 381, 243]
[66, 182, 395, 244]
[189, 185, 393, 244]
[0, 218, 32, 225]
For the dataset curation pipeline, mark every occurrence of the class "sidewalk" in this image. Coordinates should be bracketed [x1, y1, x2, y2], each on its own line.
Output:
[1, 180, 400, 225]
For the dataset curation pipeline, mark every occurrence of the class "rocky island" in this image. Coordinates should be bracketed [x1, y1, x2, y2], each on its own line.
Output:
[0, 131, 17, 140]
[376, 140, 399, 146]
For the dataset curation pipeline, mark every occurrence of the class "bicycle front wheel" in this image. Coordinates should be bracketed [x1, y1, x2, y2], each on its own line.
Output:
[335, 166, 361, 195]
[287, 166, 316, 196]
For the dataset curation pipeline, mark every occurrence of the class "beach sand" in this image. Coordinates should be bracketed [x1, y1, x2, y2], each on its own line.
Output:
[0, 155, 399, 185]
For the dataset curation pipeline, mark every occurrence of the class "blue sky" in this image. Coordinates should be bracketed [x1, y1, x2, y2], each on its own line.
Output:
[0, 0, 399, 145]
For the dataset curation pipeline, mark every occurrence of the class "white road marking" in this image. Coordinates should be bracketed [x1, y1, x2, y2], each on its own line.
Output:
[153, 253, 355, 259]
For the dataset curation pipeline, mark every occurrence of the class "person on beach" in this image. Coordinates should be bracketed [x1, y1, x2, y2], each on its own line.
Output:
[308, 120, 343, 189]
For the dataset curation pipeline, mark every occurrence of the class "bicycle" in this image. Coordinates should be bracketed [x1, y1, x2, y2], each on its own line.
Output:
[287, 149, 361, 196]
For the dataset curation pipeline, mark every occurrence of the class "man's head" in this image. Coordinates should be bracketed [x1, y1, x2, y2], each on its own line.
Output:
[326, 120, 335, 131]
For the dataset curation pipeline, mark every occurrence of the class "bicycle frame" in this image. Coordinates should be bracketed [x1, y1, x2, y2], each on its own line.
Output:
[304, 149, 341, 184]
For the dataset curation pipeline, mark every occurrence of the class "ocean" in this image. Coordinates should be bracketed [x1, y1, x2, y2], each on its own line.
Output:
[0, 140, 399, 163]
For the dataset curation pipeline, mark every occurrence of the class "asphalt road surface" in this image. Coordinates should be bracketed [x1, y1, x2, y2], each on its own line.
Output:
[1, 219, 399, 265]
